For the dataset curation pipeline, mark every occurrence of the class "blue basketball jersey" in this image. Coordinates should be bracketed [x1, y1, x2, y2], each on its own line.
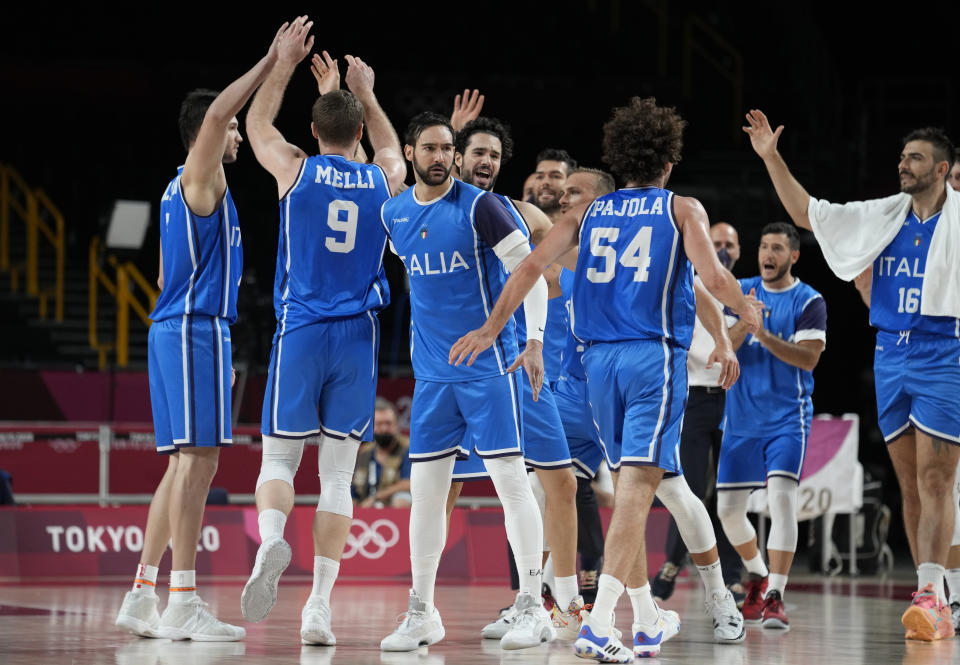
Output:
[503, 196, 568, 383]
[382, 180, 523, 381]
[273, 155, 391, 333]
[558, 268, 586, 381]
[151, 167, 243, 324]
[870, 210, 960, 337]
[724, 277, 826, 438]
[571, 187, 695, 347]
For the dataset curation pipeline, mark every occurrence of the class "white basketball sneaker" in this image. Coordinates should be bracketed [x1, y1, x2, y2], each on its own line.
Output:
[116, 590, 162, 638]
[481, 603, 518, 638]
[501, 591, 557, 650]
[157, 595, 245, 642]
[240, 536, 292, 622]
[706, 588, 746, 643]
[380, 590, 445, 651]
[573, 609, 634, 663]
[631, 604, 681, 658]
[301, 596, 336, 646]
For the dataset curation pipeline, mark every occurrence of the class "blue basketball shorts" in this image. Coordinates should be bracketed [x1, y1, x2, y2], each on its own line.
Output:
[874, 330, 960, 445]
[262, 312, 379, 442]
[409, 373, 523, 462]
[517, 368, 571, 470]
[553, 374, 605, 479]
[582, 338, 686, 475]
[149, 315, 233, 453]
[716, 428, 807, 489]
[452, 452, 488, 481]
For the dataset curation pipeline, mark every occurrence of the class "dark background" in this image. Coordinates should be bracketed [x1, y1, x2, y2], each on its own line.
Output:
[3, 3, 958, 555]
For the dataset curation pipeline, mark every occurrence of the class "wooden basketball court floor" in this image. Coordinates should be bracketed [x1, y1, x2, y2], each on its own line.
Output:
[1, 575, 957, 664]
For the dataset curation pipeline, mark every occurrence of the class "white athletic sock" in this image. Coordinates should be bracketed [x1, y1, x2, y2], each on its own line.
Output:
[486, 456, 544, 599]
[918, 562, 947, 604]
[554, 575, 579, 612]
[258, 508, 287, 543]
[589, 574, 624, 636]
[311, 556, 340, 604]
[946, 568, 960, 600]
[767, 573, 788, 597]
[627, 584, 659, 626]
[743, 552, 769, 578]
[169, 569, 197, 603]
[695, 559, 725, 594]
[132, 563, 159, 594]
[409, 456, 455, 608]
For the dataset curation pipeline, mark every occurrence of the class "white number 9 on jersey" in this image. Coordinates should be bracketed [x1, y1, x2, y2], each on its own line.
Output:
[586, 226, 653, 283]
[326, 200, 359, 253]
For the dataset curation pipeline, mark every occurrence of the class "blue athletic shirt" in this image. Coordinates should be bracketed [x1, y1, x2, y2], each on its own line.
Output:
[381, 179, 523, 382]
[557, 268, 586, 381]
[724, 276, 826, 437]
[503, 196, 568, 384]
[151, 166, 243, 324]
[870, 210, 960, 337]
[572, 187, 695, 348]
[273, 155, 391, 333]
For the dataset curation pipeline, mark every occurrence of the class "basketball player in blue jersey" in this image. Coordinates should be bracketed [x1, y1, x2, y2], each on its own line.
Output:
[745, 110, 960, 641]
[114, 21, 298, 642]
[451, 97, 760, 662]
[714, 223, 826, 630]
[555, 168, 748, 647]
[240, 20, 405, 645]
[379, 112, 554, 652]
[436, 117, 582, 641]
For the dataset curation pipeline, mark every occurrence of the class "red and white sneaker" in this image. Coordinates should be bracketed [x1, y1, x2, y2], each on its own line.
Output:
[760, 590, 789, 630]
[901, 583, 953, 641]
[741, 575, 768, 623]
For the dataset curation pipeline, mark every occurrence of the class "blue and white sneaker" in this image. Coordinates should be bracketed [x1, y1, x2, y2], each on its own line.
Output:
[573, 609, 634, 663]
[632, 606, 680, 658]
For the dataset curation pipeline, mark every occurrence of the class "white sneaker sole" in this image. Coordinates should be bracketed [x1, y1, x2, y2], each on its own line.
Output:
[714, 626, 746, 643]
[241, 539, 292, 622]
[157, 625, 246, 642]
[380, 625, 445, 651]
[301, 625, 336, 646]
[115, 614, 162, 638]
[501, 624, 557, 650]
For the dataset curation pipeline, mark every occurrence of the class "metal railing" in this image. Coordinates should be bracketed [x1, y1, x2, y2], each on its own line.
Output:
[88, 236, 158, 368]
[0, 164, 65, 321]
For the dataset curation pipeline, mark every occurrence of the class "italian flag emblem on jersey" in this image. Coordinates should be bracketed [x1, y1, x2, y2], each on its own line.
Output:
[420, 225, 428, 240]
[914, 234, 922, 246]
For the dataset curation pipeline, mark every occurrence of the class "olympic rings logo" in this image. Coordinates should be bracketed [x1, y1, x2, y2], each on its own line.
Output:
[342, 518, 400, 560]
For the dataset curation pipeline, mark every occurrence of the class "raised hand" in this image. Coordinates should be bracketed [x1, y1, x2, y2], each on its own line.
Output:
[344, 55, 375, 99]
[265, 21, 290, 65]
[450, 89, 484, 131]
[742, 109, 783, 161]
[310, 50, 340, 95]
[276, 15, 314, 66]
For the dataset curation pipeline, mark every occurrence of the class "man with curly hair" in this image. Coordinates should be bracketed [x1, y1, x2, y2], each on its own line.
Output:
[450, 97, 760, 661]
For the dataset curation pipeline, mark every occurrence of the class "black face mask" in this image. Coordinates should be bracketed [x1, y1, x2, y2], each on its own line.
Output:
[374, 433, 396, 449]
[717, 247, 733, 270]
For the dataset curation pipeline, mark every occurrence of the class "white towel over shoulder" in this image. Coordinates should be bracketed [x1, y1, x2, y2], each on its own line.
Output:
[807, 185, 960, 317]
